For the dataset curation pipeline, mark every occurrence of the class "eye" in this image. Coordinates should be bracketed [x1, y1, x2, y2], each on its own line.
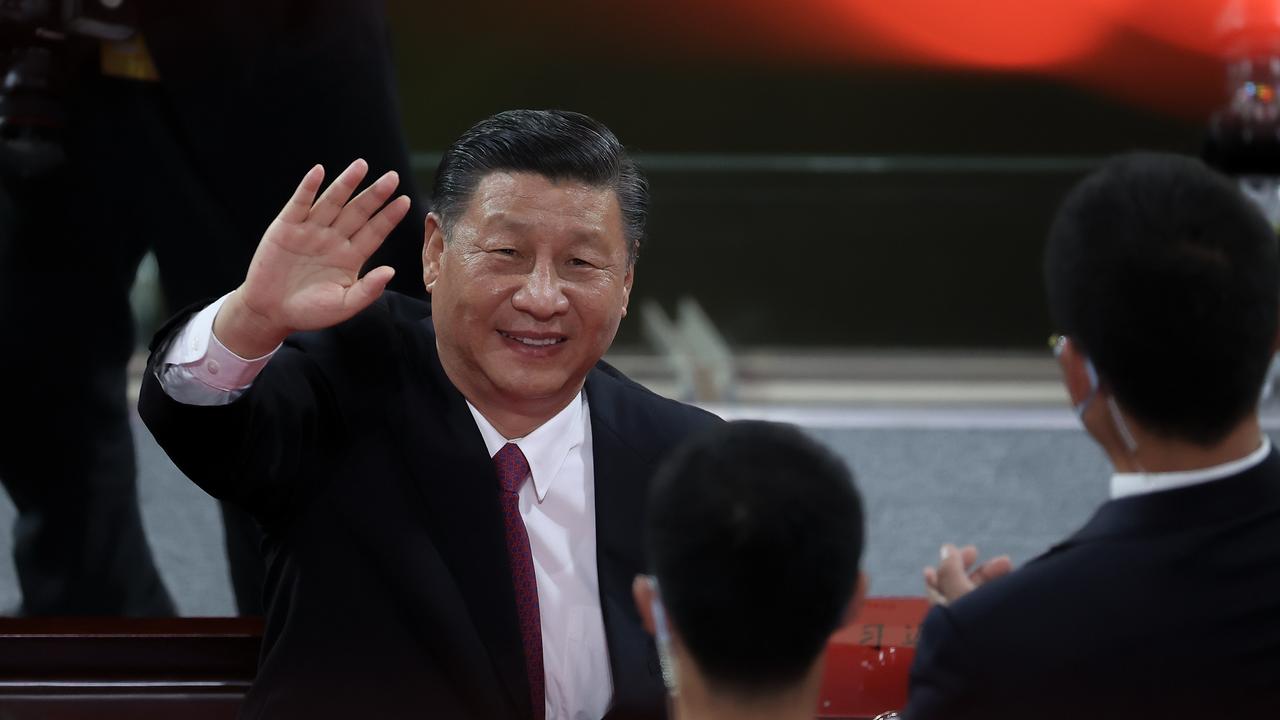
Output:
[569, 257, 595, 268]
[491, 248, 517, 257]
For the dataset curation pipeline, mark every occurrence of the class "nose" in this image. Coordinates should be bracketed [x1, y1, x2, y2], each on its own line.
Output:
[511, 260, 569, 320]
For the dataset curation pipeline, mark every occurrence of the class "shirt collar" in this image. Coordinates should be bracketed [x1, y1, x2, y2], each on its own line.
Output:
[466, 391, 586, 503]
[1109, 435, 1272, 500]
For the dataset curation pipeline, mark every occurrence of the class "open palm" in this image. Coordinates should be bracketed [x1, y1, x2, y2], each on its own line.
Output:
[238, 159, 411, 334]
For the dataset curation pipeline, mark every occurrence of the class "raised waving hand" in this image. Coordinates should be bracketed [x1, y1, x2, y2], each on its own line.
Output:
[214, 160, 412, 357]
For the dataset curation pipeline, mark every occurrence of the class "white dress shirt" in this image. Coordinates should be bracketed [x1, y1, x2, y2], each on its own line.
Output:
[466, 396, 613, 720]
[1109, 436, 1272, 500]
[157, 293, 613, 720]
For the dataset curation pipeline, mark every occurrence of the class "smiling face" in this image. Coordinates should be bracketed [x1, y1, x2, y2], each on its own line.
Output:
[423, 171, 634, 431]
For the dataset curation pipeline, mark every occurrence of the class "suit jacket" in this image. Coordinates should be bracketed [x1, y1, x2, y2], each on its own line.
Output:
[905, 449, 1280, 720]
[138, 292, 721, 719]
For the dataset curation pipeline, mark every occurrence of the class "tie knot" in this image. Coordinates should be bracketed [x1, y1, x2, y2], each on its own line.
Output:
[493, 443, 531, 494]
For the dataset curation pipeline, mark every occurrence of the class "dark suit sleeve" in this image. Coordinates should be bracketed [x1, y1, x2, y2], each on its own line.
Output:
[905, 604, 985, 720]
[137, 307, 339, 526]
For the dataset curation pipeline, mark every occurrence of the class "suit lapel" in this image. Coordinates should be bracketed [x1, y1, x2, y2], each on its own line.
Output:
[395, 317, 532, 718]
[392, 331, 667, 718]
[584, 368, 667, 717]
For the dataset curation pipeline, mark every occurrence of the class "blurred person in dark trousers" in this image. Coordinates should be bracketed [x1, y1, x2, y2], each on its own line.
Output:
[908, 153, 1280, 719]
[0, 0, 426, 616]
[634, 420, 867, 720]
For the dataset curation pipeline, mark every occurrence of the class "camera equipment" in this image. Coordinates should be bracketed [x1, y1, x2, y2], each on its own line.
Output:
[1203, 55, 1280, 402]
[0, 0, 136, 178]
[1204, 57, 1280, 229]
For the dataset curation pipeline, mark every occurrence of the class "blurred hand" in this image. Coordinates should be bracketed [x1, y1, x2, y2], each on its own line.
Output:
[215, 159, 411, 357]
[923, 543, 1013, 606]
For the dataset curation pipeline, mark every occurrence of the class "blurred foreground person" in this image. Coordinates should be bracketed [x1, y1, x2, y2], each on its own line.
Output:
[908, 153, 1280, 719]
[0, 0, 425, 616]
[635, 421, 866, 720]
[139, 109, 721, 719]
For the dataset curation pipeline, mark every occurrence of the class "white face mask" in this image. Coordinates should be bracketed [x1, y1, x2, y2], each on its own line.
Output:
[646, 576, 680, 697]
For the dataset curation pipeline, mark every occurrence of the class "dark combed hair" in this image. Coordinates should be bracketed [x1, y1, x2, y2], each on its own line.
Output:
[645, 420, 865, 697]
[429, 109, 648, 264]
[1045, 152, 1280, 445]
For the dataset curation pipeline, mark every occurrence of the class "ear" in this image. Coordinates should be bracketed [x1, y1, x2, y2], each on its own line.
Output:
[621, 264, 634, 318]
[840, 572, 869, 626]
[632, 575, 657, 636]
[1055, 336, 1097, 408]
[422, 213, 446, 293]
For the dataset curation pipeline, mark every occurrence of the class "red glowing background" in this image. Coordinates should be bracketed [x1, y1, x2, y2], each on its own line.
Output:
[541, 0, 1280, 119]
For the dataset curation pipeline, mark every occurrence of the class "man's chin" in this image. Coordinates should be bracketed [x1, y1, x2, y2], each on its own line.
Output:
[492, 373, 581, 406]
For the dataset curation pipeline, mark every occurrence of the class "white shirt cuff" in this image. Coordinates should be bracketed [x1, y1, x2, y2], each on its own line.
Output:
[157, 293, 280, 405]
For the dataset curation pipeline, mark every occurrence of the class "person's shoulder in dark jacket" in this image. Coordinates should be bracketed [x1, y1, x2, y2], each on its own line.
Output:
[907, 525, 1280, 720]
[586, 355, 724, 461]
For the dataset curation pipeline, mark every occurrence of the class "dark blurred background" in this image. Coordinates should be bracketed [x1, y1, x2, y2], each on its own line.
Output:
[6, 0, 1269, 615]
[385, 0, 1214, 349]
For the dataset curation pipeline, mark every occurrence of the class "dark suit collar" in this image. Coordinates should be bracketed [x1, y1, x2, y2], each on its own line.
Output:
[395, 315, 531, 718]
[395, 321, 664, 718]
[1058, 448, 1280, 548]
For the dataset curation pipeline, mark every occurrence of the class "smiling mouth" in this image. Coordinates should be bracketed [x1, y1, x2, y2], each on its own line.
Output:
[498, 330, 567, 347]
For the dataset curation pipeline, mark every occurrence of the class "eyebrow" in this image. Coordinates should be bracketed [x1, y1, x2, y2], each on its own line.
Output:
[485, 212, 609, 244]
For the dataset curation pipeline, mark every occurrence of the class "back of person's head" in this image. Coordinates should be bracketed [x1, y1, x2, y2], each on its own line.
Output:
[430, 108, 648, 264]
[1045, 152, 1280, 445]
[643, 420, 865, 699]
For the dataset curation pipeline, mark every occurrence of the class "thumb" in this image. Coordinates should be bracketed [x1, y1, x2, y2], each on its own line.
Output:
[343, 266, 395, 314]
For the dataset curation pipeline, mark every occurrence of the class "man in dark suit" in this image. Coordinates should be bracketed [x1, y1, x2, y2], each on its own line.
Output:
[0, 0, 425, 616]
[139, 109, 720, 719]
[906, 153, 1280, 719]
[633, 421, 866, 720]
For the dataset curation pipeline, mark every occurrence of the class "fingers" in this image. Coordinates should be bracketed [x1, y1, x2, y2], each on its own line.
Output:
[350, 195, 412, 259]
[332, 170, 401, 239]
[342, 266, 396, 315]
[931, 543, 1015, 605]
[279, 164, 325, 224]
[310, 159, 370, 227]
[935, 544, 976, 602]
[970, 555, 1013, 586]
[923, 566, 948, 606]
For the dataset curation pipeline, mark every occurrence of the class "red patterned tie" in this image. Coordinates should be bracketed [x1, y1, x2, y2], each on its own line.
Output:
[493, 443, 546, 720]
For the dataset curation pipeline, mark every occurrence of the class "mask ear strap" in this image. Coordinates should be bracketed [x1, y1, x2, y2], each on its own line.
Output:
[1075, 357, 1100, 416]
[1107, 395, 1141, 456]
[1072, 354, 1143, 465]
[1055, 337, 1100, 416]
[647, 577, 680, 696]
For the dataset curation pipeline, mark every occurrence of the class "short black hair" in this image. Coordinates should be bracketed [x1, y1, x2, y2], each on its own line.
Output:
[1045, 152, 1280, 444]
[430, 109, 647, 264]
[645, 420, 865, 697]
